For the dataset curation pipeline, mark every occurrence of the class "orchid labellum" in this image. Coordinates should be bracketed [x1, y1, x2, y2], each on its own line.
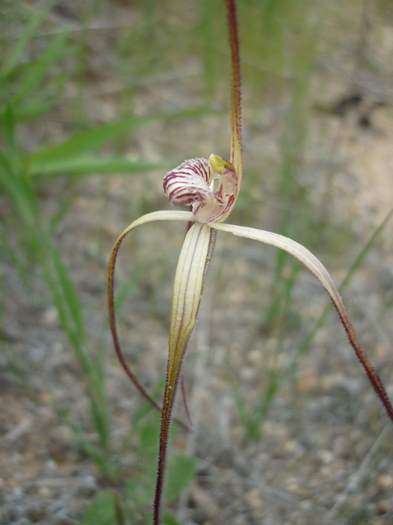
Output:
[107, 1, 393, 523]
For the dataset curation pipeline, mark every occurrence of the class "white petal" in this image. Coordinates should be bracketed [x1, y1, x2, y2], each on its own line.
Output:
[122, 210, 193, 230]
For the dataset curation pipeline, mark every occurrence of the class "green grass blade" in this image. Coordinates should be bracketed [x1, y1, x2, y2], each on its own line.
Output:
[29, 156, 168, 177]
[1, 105, 16, 150]
[2, 0, 57, 76]
[11, 31, 70, 104]
[28, 107, 212, 166]
[165, 455, 196, 501]
[0, 153, 38, 229]
[297, 207, 393, 356]
[45, 239, 85, 343]
[1, 132, 113, 476]
[81, 492, 117, 525]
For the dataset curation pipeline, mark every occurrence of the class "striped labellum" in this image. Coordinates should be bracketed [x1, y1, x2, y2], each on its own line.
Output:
[163, 154, 238, 223]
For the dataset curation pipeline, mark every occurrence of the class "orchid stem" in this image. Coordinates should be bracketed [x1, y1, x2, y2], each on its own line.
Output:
[153, 368, 181, 525]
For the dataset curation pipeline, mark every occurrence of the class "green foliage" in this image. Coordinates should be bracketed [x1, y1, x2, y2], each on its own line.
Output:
[81, 492, 121, 525]
[165, 454, 196, 501]
[124, 409, 196, 521]
[1, 0, 57, 77]
[1, 6, 69, 120]
[0, 95, 115, 476]
[29, 156, 168, 177]
[12, 31, 70, 106]
[27, 114, 161, 169]
[81, 487, 184, 525]
[162, 514, 181, 525]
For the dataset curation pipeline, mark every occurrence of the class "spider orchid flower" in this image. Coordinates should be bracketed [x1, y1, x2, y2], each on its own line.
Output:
[107, 1, 393, 523]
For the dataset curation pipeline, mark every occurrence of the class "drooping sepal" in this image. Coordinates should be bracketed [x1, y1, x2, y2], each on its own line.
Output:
[211, 220, 393, 423]
[153, 222, 213, 524]
[163, 154, 238, 223]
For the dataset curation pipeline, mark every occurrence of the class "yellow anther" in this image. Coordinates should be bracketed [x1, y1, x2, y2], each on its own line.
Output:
[208, 153, 231, 174]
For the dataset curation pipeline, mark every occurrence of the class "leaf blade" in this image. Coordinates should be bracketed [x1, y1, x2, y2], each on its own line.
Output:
[29, 156, 167, 177]
[28, 108, 211, 166]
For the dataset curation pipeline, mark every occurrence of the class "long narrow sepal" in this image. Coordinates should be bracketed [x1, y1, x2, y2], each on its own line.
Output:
[107, 210, 193, 431]
[211, 221, 393, 422]
[226, 0, 242, 190]
[153, 222, 212, 525]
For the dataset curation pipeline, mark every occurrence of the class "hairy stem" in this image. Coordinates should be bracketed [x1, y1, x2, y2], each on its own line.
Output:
[226, 0, 242, 185]
[153, 366, 182, 525]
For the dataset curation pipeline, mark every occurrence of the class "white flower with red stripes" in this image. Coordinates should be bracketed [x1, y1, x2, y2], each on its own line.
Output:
[163, 154, 238, 223]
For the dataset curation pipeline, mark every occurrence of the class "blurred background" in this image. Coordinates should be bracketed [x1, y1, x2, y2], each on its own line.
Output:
[1, 1, 393, 524]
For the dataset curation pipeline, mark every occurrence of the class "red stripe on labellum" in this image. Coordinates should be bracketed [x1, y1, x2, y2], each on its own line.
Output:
[163, 156, 238, 223]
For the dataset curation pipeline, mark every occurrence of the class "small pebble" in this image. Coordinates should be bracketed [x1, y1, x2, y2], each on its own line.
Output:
[300, 500, 312, 510]
[283, 440, 304, 455]
[191, 485, 220, 518]
[377, 499, 392, 515]
[38, 486, 51, 497]
[43, 307, 58, 326]
[244, 488, 263, 512]
[298, 368, 319, 393]
[12, 487, 23, 499]
[26, 503, 47, 522]
[239, 366, 254, 381]
[79, 474, 97, 497]
[318, 449, 334, 464]
[377, 474, 393, 490]
[248, 350, 262, 364]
